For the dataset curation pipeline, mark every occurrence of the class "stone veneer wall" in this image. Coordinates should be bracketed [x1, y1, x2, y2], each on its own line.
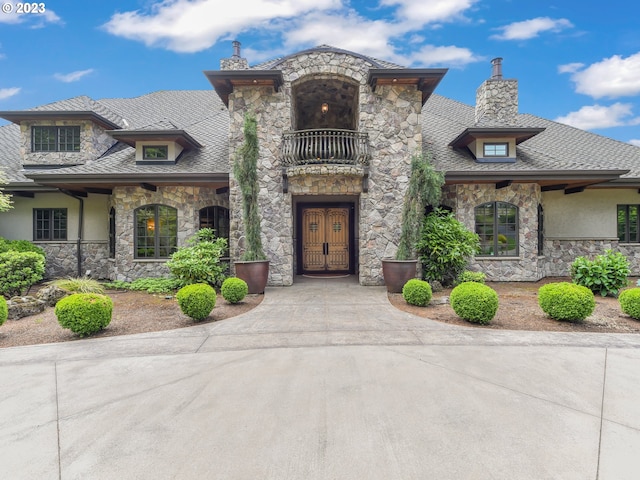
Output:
[443, 183, 544, 281]
[475, 78, 519, 126]
[543, 239, 618, 277]
[37, 241, 110, 280]
[225, 50, 422, 286]
[21, 120, 116, 166]
[108, 186, 227, 281]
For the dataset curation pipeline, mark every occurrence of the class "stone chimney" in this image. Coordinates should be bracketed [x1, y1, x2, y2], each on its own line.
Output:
[475, 57, 518, 126]
[220, 40, 249, 70]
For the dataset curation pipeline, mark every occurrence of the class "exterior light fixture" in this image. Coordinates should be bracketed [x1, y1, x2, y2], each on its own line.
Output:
[321, 103, 329, 115]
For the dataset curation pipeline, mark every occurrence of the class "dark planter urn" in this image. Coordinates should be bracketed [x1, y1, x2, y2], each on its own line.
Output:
[234, 260, 270, 294]
[382, 259, 418, 293]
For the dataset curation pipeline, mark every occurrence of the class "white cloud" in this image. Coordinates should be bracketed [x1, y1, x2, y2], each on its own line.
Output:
[558, 62, 583, 74]
[629, 139, 640, 147]
[380, 0, 478, 26]
[54, 69, 95, 83]
[0, 4, 62, 26]
[0, 87, 21, 100]
[406, 44, 480, 67]
[554, 103, 640, 130]
[103, 0, 342, 53]
[566, 53, 640, 99]
[491, 17, 573, 41]
[102, 0, 481, 65]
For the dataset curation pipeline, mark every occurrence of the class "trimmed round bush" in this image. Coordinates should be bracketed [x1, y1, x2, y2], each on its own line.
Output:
[0, 296, 7, 327]
[450, 282, 499, 324]
[619, 288, 640, 320]
[221, 277, 248, 304]
[402, 279, 432, 307]
[176, 283, 216, 321]
[538, 282, 595, 322]
[55, 293, 113, 336]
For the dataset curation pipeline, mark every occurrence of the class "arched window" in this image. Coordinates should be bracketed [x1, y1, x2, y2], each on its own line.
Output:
[199, 206, 229, 242]
[475, 202, 519, 256]
[134, 205, 177, 259]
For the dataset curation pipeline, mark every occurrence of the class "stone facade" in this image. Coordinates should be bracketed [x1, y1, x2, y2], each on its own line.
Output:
[475, 78, 519, 126]
[543, 239, 617, 277]
[21, 120, 116, 166]
[108, 186, 227, 281]
[225, 50, 421, 286]
[443, 183, 544, 281]
[37, 241, 110, 279]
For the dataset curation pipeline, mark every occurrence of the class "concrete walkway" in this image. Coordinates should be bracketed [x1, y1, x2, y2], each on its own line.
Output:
[1, 275, 640, 479]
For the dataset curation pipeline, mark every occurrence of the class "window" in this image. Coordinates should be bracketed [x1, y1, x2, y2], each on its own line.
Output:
[142, 145, 169, 160]
[618, 205, 640, 243]
[33, 208, 67, 241]
[199, 206, 229, 240]
[475, 201, 518, 256]
[134, 205, 177, 258]
[32, 126, 80, 152]
[109, 207, 116, 259]
[537, 204, 544, 256]
[483, 142, 508, 157]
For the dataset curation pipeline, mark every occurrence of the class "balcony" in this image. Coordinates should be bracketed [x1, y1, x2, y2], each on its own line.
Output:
[281, 129, 370, 166]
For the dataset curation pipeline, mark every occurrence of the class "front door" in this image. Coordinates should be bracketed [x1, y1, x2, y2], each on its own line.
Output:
[301, 207, 351, 273]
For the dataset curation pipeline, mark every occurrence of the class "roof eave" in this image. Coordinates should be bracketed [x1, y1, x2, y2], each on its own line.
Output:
[449, 127, 546, 148]
[107, 129, 203, 149]
[0, 111, 122, 130]
[203, 70, 284, 106]
[367, 68, 448, 104]
[445, 169, 630, 183]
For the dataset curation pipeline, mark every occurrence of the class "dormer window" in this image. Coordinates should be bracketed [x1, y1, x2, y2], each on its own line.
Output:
[483, 142, 508, 157]
[142, 145, 169, 161]
[32, 126, 80, 152]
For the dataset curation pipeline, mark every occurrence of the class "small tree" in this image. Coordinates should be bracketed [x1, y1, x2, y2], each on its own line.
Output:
[233, 111, 266, 261]
[395, 150, 444, 260]
[0, 170, 13, 212]
[417, 209, 480, 286]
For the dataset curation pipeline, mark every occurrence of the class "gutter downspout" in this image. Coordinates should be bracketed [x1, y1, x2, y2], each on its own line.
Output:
[60, 189, 83, 277]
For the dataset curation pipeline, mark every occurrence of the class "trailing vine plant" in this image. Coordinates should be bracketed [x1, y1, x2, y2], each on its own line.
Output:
[395, 149, 445, 260]
[233, 111, 266, 261]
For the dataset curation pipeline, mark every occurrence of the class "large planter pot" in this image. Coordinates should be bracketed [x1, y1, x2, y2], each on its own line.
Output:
[234, 260, 270, 294]
[382, 258, 418, 293]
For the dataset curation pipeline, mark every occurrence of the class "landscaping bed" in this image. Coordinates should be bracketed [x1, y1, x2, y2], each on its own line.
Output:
[389, 277, 640, 333]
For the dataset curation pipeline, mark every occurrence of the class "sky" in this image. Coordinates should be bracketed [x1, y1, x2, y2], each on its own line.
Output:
[1, 0, 640, 145]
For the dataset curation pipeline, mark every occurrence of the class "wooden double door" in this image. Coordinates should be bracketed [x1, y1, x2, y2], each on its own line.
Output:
[299, 205, 354, 274]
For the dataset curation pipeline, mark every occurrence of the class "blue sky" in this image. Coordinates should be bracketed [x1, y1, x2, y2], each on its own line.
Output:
[1, 0, 640, 144]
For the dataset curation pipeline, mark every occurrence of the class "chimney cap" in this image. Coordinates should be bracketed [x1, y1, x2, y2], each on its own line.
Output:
[491, 57, 503, 79]
[232, 40, 241, 59]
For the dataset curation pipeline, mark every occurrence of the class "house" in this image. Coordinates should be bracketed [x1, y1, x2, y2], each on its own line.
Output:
[1, 43, 640, 286]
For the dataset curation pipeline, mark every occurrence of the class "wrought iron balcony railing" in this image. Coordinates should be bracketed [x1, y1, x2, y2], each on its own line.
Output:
[281, 129, 370, 166]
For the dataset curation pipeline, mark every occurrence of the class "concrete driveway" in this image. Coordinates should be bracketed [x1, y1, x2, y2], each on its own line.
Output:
[1, 275, 640, 479]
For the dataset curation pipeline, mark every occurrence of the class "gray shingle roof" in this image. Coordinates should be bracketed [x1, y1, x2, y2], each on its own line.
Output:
[423, 94, 640, 181]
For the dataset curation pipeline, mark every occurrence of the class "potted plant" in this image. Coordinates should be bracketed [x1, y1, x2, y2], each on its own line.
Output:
[382, 149, 444, 292]
[233, 111, 269, 294]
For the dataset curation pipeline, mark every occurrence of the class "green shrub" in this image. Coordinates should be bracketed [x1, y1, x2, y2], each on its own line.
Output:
[50, 277, 105, 294]
[167, 228, 228, 287]
[55, 293, 113, 336]
[402, 279, 433, 307]
[417, 209, 480, 286]
[538, 282, 595, 322]
[619, 288, 640, 320]
[450, 282, 499, 324]
[0, 251, 45, 298]
[571, 249, 630, 297]
[221, 277, 248, 304]
[0, 296, 7, 327]
[0, 238, 46, 258]
[103, 277, 185, 294]
[176, 283, 216, 321]
[455, 270, 486, 285]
